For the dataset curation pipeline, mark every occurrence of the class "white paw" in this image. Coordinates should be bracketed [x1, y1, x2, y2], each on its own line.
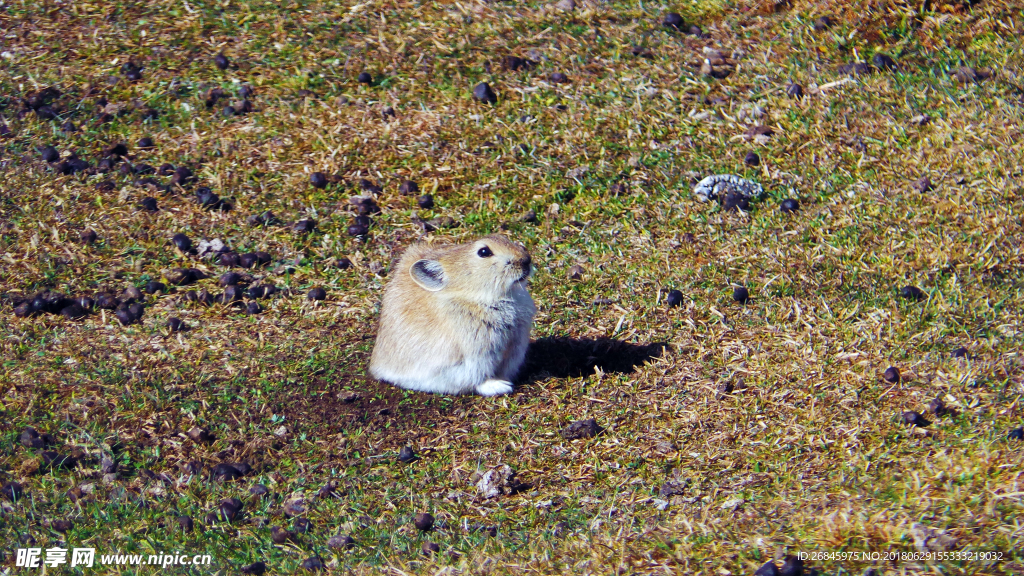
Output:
[475, 379, 514, 397]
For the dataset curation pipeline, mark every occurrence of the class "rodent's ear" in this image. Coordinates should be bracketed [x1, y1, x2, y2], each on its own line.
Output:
[410, 259, 447, 292]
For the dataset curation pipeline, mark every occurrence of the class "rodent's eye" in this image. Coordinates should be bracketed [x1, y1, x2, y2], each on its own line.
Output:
[477, 246, 493, 258]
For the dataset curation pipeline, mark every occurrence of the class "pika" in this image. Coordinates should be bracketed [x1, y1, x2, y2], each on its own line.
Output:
[369, 235, 535, 396]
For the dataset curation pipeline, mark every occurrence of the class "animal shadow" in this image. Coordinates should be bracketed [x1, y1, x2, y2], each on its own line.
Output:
[520, 337, 667, 381]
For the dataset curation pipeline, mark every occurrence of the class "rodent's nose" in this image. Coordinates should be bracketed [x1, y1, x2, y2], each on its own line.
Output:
[521, 255, 532, 271]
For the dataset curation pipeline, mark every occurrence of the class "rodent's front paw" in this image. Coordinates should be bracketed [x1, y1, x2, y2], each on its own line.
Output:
[476, 379, 514, 397]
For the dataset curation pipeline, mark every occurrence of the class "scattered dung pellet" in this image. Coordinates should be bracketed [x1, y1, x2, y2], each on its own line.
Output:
[42, 451, 76, 468]
[1, 482, 24, 501]
[214, 53, 229, 70]
[732, 286, 750, 304]
[95, 180, 115, 192]
[872, 53, 896, 70]
[421, 542, 440, 556]
[333, 257, 353, 269]
[220, 285, 242, 304]
[177, 515, 194, 533]
[219, 272, 242, 287]
[417, 194, 434, 209]
[348, 224, 369, 237]
[744, 151, 760, 166]
[839, 62, 874, 75]
[549, 72, 569, 83]
[211, 463, 241, 481]
[561, 418, 603, 440]
[902, 411, 930, 427]
[665, 290, 683, 307]
[126, 284, 144, 300]
[951, 346, 969, 358]
[721, 191, 750, 211]
[128, 302, 144, 320]
[473, 82, 497, 104]
[358, 72, 373, 85]
[241, 561, 266, 575]
[40, 145, 59, 162]
[52, 519, 74, 533]
[779, 555, 803, 576]
[220, 497, 243, 522]
[139, 197, 158, 212]
[785, 83, 804, 98]
[172, 166, 194, 186]
[399, 180, 419, 195]
[884, 366, 900, 383]
[813, 16, 834, 31]
[165, 268, 196, 286]
[137, 137, 154, 149]
[307, 287, 327, 301]
[255, 251, 272, 266]
[913, 177, 933, 193]
[218, 252, 240, 267]
[145, 281, 166, 294]
[239, 85, 255, 98]
[1009, 428, 1023, 440]
[246, 301, 262, 315]
[167, 317, 186, 332]
[328, 534, 356, 549]
[248, 285, 276, 299]
[662, 12, 684, 29]
[187, 426, 213, 443]
[238, 253, 257, 269]
[715, 382, 734, 400]
[60, 304, 87, 320]
[250, 484, 270, 498]
[172, 233, 192, 252]
[398, 446, 417, 463]
[293, 517, 312, 533]
[114, 305, 136, 326]
[74, 296, 94, 310]
[292, 219, 316, 234]
[900, 285, 925, 301]
[300, 557, 323, 572]
[521, 209, 538, 223]
[81, 229, 98, 244]
[310, 172, 327, 189]
[928, 398, 948, 416]
[96, 293, 119, 310]
[567, 265, 585, 280]
[222, 105, 236, 117]
[780, 198, 800, 213]
[103, 142, 128, 158]
[755, 560, 781, 576]
[414, 512, 435, 531]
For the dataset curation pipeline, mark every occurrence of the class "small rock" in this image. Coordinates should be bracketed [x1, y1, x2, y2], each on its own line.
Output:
[883, 366, 901, 383]
[732, 286, 750, 304]
[414, 512, 435, 531]
[473, 82, 497, 104]
[902, 411, 930, 427]
[561, 418, 603, 440]
[398, 446, 417, 463]
[900, 285, 925, 301]
[554, 0, 574, 11]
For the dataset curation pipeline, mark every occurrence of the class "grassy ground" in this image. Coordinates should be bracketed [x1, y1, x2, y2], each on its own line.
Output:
[1, 0, 1023, 574]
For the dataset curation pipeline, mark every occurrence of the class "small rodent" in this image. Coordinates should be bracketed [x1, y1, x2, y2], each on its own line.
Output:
[369, 235, 535, 396]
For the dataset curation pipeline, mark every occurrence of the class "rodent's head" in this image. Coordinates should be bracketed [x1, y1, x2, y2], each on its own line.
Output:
[409, 235, 532, 300]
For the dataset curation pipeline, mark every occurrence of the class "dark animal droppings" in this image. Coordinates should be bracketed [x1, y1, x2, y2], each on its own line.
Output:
[250, 484, 270, 497]
[138, 137, 154, 148]
[721, 191, 750, 211]
[238, 253, 257, 269]
[662, 12, 684, 29]
[167, 317, 185, 332]
[60, 304, 87, 320]
[1009, 428, 1023, 440]
[145, 281, 166, 294]
[872, 54, 896, 70]
[399, 180, 419, 195]
[414, 512, 435, 531]
[310, 172, 327, 189]
[884, 366, 900, 383]
[900, 285, 925, 301]
[951, 346, 969, 358]
[40, 146, 59, 162]
[417, 194, 434, 209]
[246, 301, 262, 315]
[473, 82, 497, 104]
[780, 198, 800, 213]
[786, 83, 804, 98]
[300, 557, 323, 571]
[293, 219, 316, 234]
[744, 151, 760, 166]
[219, 497, 243, 522]
[422, 542, 440, 556]
[1, 482, 24, 501]
[222, 105, 236, 117]
[398, 446, 417, 463]
[214, 53, 229, 70]
[140, 197, 158, 212]
[241, 561, 266, 575]
[755, 561, 781, 576]
[665, 290, 683, 307]
[902, 411, 930, 427]
[562, 418, 603, 440]
[220, 272, 242, 286]
[172, 233, 192, 252]
[328, 534, 356, 549]
[779, 555, 804, 576]
[549, 72, 569, 83]
[114, 306, 136, 326]
[307, 287, 327, 301]
[358, 72, 373, 85]
[348, 224, 369, 237]
[814, 16, 834, 31]
[732, 286, 750, 304]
